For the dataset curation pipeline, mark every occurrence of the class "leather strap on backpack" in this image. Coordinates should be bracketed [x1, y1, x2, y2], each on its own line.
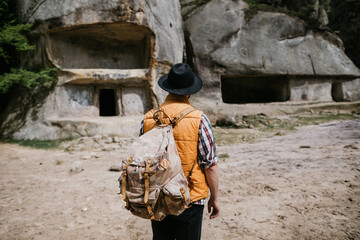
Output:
[172, 108, 196, 127]
[144, 157, 155, 220]
[122, 156, 133, 209]
[180, 187, 188, 204]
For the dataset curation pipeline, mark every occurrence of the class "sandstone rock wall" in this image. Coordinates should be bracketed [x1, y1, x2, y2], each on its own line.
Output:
[5, 0, 184, 139]
[183, 0, 360, 123]
[1, 0, 359, 139]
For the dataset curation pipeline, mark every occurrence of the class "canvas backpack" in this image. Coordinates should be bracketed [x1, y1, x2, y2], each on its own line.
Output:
[118, 108, 196, 221]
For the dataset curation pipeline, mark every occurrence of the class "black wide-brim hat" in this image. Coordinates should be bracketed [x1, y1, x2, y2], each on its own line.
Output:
[158, 63, 203, 95]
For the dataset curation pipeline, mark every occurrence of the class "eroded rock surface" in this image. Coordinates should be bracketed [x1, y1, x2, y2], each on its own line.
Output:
[183, 0, 360, 122]
[1, 0, 359, 139]
[4, 0, 184, 139]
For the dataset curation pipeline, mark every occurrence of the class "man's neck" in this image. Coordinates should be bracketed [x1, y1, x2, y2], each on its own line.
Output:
[166, 93, 190, 104]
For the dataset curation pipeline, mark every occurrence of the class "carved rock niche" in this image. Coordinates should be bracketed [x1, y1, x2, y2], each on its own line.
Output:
[48, 22, 153, 117]
[221, 75, 291, 104]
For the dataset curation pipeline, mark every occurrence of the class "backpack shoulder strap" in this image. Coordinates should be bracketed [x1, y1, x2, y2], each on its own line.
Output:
[153, 109, 171, 125]
[172, 107, 196, 127]
[173, 107, 199, 192]
[153, 107, 197, 127]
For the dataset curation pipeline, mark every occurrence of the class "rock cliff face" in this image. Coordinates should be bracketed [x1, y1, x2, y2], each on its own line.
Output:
[1, 0, 359, 139]
[4, 0, 183, 139]
[183, 0, 360, 121]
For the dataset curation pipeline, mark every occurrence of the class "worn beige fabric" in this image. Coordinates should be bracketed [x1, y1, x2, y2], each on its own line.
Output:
[118, 125, 190, 221]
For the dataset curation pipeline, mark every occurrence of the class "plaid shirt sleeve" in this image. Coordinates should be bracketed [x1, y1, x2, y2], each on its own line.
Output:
[197, 114, 219, 170]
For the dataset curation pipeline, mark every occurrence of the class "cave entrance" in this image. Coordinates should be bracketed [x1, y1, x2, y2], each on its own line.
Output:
[221, 76, 290, 103]
[331, 82, 344, 102]
[99, 89, 117, 116]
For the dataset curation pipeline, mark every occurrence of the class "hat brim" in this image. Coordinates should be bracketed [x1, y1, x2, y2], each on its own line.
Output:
[158, 74, 203, 95]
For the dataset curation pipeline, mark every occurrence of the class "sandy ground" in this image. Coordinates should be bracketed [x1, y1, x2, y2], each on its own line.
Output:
[0, 119, 359, 240]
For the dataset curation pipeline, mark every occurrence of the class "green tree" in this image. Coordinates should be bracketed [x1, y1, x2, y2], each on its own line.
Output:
[0, 0, 58, 95]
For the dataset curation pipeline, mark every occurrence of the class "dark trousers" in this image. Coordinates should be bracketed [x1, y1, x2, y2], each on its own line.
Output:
[151, 205, 204, 240]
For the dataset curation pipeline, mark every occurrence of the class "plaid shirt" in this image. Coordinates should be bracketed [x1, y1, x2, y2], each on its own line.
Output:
[140, 114, 218, 205]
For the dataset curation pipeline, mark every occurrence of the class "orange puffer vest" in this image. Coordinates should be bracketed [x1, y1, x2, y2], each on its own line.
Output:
[143, 94, 209, 203]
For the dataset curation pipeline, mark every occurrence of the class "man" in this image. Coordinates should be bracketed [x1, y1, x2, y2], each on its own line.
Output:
[140, 63, 220, 240]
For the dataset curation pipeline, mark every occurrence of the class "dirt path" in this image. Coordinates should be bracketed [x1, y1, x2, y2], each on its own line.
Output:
[0, 120, 359, 240]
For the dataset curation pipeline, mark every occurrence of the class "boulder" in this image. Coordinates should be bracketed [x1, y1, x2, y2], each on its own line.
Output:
[183, 0, 360, 121]
[4, 0, 184, 139]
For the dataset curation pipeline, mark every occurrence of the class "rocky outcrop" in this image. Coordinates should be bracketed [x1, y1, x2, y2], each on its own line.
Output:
[1, 0, 359, 139]
[19, 0, 184, 98]
[3, 0, 184, 139]
[183, 0, 360, 122]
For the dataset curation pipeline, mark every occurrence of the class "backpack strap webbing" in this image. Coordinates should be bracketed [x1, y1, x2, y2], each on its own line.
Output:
[180, 187, 188, 205]
[122, 156, 133, 202]
[173, 107, 197, 195]
[153, 109, 172, 125]
[144, 157, 155, 220]
[172, 108, 196, 127]
[153, 107, 196, 127]
[187, 158, 198, 192]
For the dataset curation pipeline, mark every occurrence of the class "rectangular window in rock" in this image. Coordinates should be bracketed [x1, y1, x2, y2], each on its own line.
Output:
[221, 76, 290, 103]
[99, 89, 117, 116]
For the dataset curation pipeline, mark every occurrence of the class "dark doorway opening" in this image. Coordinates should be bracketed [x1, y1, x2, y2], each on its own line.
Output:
[331, 82, 344, 102]
[221, 76, 290, 103]
[99, 89, 117, 116]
